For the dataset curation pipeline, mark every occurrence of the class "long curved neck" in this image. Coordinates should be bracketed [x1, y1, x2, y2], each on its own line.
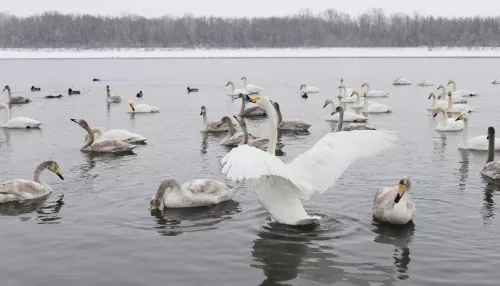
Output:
[243, 78, 247, 87]
[342, 87, 346, 98]
[275, 105, 283, 125]
[202, 113, 208, 125]
[226, 120, 235, 136]
[430, 96, 436, 109]
[262, 100, 278, 154]
[487, 134, 495, 163]
[363, 96, 368, 112]
[355, 93, 360, 104]
[462, 118, 469, 146]
[451, 82, 457, 92]
[239, 123, 249, 145]
[0, 104, 10, 124]
[93, 127, 105, 137]
[442, 110, 449, 123]
[82, 125, 94, 150]
[107, 89, 111, 98]
[239, 97, 246, 114]
[7, 89, 12, 101]
[438, 88, 446, 98]
[364, 84, 370, 94]
[448, 94, 453, 110]
[33, 162, 50, 189]
[230, 84, 235, 93]
[335, 109, 344, 132]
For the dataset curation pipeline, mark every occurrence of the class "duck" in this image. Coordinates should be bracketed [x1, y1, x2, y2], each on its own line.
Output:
[373, 176, 415, 225]
[187, 87, 199, 94]
[0, 161, 64, 203]
[3, 85, 31, 104]
[128, 100, 159, 113]
[433, 107, 464, 131]
[106, 85, 121, 103]
[455, 111, 500, 151]
[301, 93, 308, 99]
[71, 119, 136, 153]
[46, 94, 63, 99]
[0, 103, 42, 129]
[272, 101, 310, 131]
[393, 77, 411, 85]
[200, 106, 229, 132]
[93, 78, 101, 82]
[299, 84, 320, 93]
[241, 76, 263, 94]
[361, 92, 393, 113]
[323, 98, 368, 122]
[481, 127, 500, 180]
[150, 179, 235, 209]
[416, 80, 434, 86]
[447, 80, 478, 96]
[31, 86, 41, 92]
[362, 82, 389, 97]
[68, 88, 81, 95]
[136, 91, 143, 98]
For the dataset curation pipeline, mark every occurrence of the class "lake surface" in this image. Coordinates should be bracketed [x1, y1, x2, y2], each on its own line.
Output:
[0, 58, 499, 286]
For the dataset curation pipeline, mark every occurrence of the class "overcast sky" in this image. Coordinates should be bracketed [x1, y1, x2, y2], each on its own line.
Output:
[1, 0, 497, 18]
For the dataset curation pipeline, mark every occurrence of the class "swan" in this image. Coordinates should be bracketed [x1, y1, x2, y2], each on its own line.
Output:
[235, 94, 266, 117]
[323, 98, 367, 122]
[218, 116, 254, 146]
[233, 115, 284, 152]
[417, 80, 434, 86]
[84, 127, 147, 144]
[187, 87, 198, 94]
[393, 78, 411, 85]
[71, 119, 136, 153]
[31, 86, 41, 92]
[455, 111, 500, 151]
[128, 100, 159, 113]
[226, 81, 250, 96]
[150, 179, 235, 209]
[481, 127, 500, 180]
[447, 80, 478, 96]
[437, 84, 467, 103]
[361, 92, 393, 113]
[106, 85, 121, 103]
[373, 176, 415, 225]
[443, 91, 472, 114]
[0, 103, 42, 129]
[427, 92, 448, 111]
[433, 107, 464, 131]
[338, 85, 356, 103]
[350, 90, 374, 109]
[221, 95, 397, 225]
[362, 82, 389, 97]
[272, 102, 310, 131]
[0, 161, 64, 203]
[200, 106, 229, 132]
[338, 78, 354, 99]
[300, 84, 320, 93]
[490, 79, 500, 84]
[68, 88, 80, 95]
[3, 85, 31, 104]
[241, 76, 264, 94]
[331, 106, 375, 132]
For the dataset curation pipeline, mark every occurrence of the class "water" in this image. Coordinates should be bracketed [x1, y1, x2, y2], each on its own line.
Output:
[0, 57, 499, 286]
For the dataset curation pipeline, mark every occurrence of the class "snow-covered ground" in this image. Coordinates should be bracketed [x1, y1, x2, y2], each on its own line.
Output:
[1, 47, 500, 59]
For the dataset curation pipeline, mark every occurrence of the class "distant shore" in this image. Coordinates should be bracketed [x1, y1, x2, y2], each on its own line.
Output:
[1, 47, 500, 59]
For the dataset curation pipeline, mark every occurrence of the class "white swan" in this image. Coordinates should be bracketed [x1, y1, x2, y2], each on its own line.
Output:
[272, 102, 311, 131]
[443, 91, 472, 114]
[150, 179, 234, 209]
[427, 92, 448, 111]
[417, 80, 434, 86]
[323, 98, 368, 122]
[0, 161, 64, 203]
[71, 119, 136, 153]
[221, 95, 397, 225]
[331, 106, 375, 132]
[338, 85, 356, 103]
[373, 176, 415, 225]
[106, 85, 121, 103]
[447, 80, 478, 96]
[361, 92, 393, 113]
[218, 116, 254, 146]
[338, 78, 354, 99]
[226, 81, 250, 96]
[350, 90, 373, 109]
[0, 103, 42, 129]
[235, 94, 266, 116]
[241, 76, 263, 94]
[128, 100, 159, 113]
[2, 85, 31, 104]
[433, 107, 464, 132]
[437, 84, 467, 104]
[455, 111, 500, 151]
[393, 78, 411, 85]
[481, 127, 500, 180]
[200, 106, 229, 132]
[490, 79, 500, 84]
[300, 84, 320, 93]
[85, 128, 147, 144]
[362, 82, 389, 97]
[233, 115, 284, 152]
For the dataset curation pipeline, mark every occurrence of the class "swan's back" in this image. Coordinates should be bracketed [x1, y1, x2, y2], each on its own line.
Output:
[164, 179, 234, 208]
[481, 161, 500, 180]
[4, 117, 42, 128]
[279, 120, 311, 131]
[0, 179, 50, 202]
[87, 140, 136, 153]
[98, 130, 147, 143]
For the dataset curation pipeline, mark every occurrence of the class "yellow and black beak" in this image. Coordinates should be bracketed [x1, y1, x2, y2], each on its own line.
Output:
[56, 167, 64, 180]
[225, 82, 230, 87]
[394, 185, 405, 203]
[322, 101, 328, 108]
[150, 201, 157, 211]
[250, 97, 259, 103]
[455, 114, 464, 121]
[129, 103, 135, 111]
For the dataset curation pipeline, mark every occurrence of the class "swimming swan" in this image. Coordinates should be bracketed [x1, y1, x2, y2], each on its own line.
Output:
[323, 98, 368, 122]
[128, 100, 159, 113]
[0, 103, 42, 128]
[241, 76, 264, 94]
[455, 111, 500, 151]
[362, 82, 389, 97]
[331, 106, 375, 132]
[417, 80, 434, 86]
[200, 106, 229, 132]
[300, 84, 320, 93]
[373, 176, 415, 225]
[233, 115, 284, 152]
[350, 90, 374, 109]
[433, 107, 464, 131]
[338, 85, 356, 103]
[338, 78, 354, 100]
[481, 127, 500, 180]
[443, 91, 472, 114]
[106, 85, 121, 103]
[226, 81, 250, 96]
[235, 94, 266, 117]
[150, 179, 235, 209]
[221, 96, 397, 225]
[0, 161, 64, 203]
[71, 119, 136, 153]
[272, 101, 311, 131]
[218, 116, 255, 146]
[361, 92, 393, 113]
[437, 84, 467, 104]
[427, 92, 448, 111]
[393, 78, 411, 85]
[3, 85, 31, 104]
[447, 80, 479, 96]
[84, 128, 147, 144]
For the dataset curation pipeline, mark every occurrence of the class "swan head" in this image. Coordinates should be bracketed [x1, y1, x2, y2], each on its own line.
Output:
[323, 98, 333, 108]
[241, 76, 247, 80]
[350, 91, 358, 97]
[71, 118, 90, 129]
[361, 82, 368, 87]
[129, 100, 135, 111]
[43, 161, 64, 180]
[340, 78, 344, 84]
[249, 96, 270, 106]
[233, 115, 246, 127]
[2, 85, 9, 92]
[433, 107, 445, 117]
[271, 101, 280, 110]
[428, 92, 436, 99]
[151, 179, 181, 211]
[448, 91, 452, 97]
[395, 176, 411, 203]
[106, 85, 110, 91]
[200, 105, 207, 115]
[394, 77, 401, 82]
[487, 126, 495, 140]
[217, 116, 232, 128]
[338, 84, 343, 89]
[331, 105, 342, 115]
[300, 84, 306, 90]
[225, 81, 233, 87]
[447, 80, 455, 85]
[455, 109, 472, 121]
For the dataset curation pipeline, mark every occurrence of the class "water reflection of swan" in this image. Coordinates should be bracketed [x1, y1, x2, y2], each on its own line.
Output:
[150, 200, 240, 237]
[458, 149, 469, 192]
[0, 195, 64, 224]
[372, 221, 415, 280]
[481, 183, 498, 223]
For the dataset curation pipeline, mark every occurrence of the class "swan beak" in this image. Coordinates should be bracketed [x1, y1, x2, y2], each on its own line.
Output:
[129, 103, 135, 111]
[361, 83, 366, 87]
[322, 102, 328, 108]
[225, 82, 230, 87]
[56, 167, 64, 180]
[394, 185, 405, 203]
[455, 114, 464, 121]
[70, 118, 77, 123]
[241, 76, 245, 80]
[331, 111, 337, 115]
[433, 112, 438, 117]
[150, 201, 158, 211]
[250, 97, 259, 103]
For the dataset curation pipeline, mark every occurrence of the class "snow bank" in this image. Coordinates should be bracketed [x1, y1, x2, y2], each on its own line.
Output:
[1, 47, 500, 59]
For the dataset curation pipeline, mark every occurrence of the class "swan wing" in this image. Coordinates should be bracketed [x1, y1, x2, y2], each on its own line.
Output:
[3, 117, 42, 128]
[0, 180, 49, 202]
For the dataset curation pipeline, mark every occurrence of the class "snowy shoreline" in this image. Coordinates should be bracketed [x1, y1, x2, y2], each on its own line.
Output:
[1, 47, 500, 59]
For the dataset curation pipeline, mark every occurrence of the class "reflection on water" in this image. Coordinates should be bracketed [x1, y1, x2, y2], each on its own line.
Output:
[458, 149, 470, 192]
[0, 195, 64, 224]
[481, 182, 499, 223]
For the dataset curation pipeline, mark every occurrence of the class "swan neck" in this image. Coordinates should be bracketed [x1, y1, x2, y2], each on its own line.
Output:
[442, 110, 449, 123]
[227, 119, 235, 136]
[82, 124, 94, 150]
[243, 78, 247, 87]
[365, 84, 370, 93]
[33, 162, 49, 189]
[487, 134, 495, 163]
[451, 82, 457, 92]
[239, 97, 246, 115]
[0, 104, 10, 124]
[7, 89, 11, 101]
[106, 89, 110, 98]
[275, 105, 283, 125]
[363, 96, 368, 112]
[335, 108, 344, 132]
[462, 118, 469, 146]
[202, 113, 208, 125]
[263, 100, 278, 154]
[239, 122, 249, 145]
[448, 94, 453, 110]
[356, 93, 360, 104]
[431, 96, 436, 109]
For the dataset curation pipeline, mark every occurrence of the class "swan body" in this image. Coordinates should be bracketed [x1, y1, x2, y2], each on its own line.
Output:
[338, 85, 356, 103]
[393, 78, 411, 85]
[481, 127, 500, 180]
[455, 112, 500, 151]
[241, 76, 263, 94]
[350, 91, 374, 109]
[491, 79, 500, 84]
[218, 116, 254, 146]
[0, 103, 42, 128]
[71, 119, 136, 153]
[226, 81, 250, 96]
[373, 176, 415, 225]
[235, 94, 266, 116]
[200, 106, 229, 132]
[222, 96, 397, 225]
[331, 106, 375, 132]
[300, 84, 320, 93]
[233, 115, 284, 152]
[448, 80, 478, 96]
[437, 84, 467, 104]
[106, 85, 122, 103]
[427, 92, 448, 111]
[272, 102, 310, 131]
[150, 179, 234, 209]
[417, 80, 434, 86]
[85, 128, 147, 144]
[323, 98, 368, 122]
[3, 85, 31, 104]
[362, 93, 393, 113]
[0, 161, 64, 203]
[128, 100, 159, 113]
[362, 82, 389, 97]
[433, 107, 464, 131]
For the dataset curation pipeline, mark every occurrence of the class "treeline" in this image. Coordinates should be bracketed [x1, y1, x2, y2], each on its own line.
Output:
[0, 9, 500, 48]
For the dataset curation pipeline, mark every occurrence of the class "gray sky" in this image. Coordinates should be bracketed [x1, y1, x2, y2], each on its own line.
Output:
[1, 0, 497, 18]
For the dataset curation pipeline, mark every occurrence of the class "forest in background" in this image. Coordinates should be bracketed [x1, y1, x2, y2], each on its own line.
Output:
[0, 9, 499, 49]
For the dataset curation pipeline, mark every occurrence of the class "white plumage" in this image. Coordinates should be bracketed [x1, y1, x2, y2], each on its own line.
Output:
[0, 103, 42, 128]
[373, 176, 415, 225]
[128, 100, 159, 113]
[433, 107, 464, 132]
[226, 80, 251, 96]
[456, 112, 500, 151]
[393, 78, 411, 85]
[417, 80, 434, 86]
[86, 128, 147, 144]
[362, 82, 389, 97]
[323, 98, 368, 122]
[241, 76, 264, 94]
[300, 84, 320, 93]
